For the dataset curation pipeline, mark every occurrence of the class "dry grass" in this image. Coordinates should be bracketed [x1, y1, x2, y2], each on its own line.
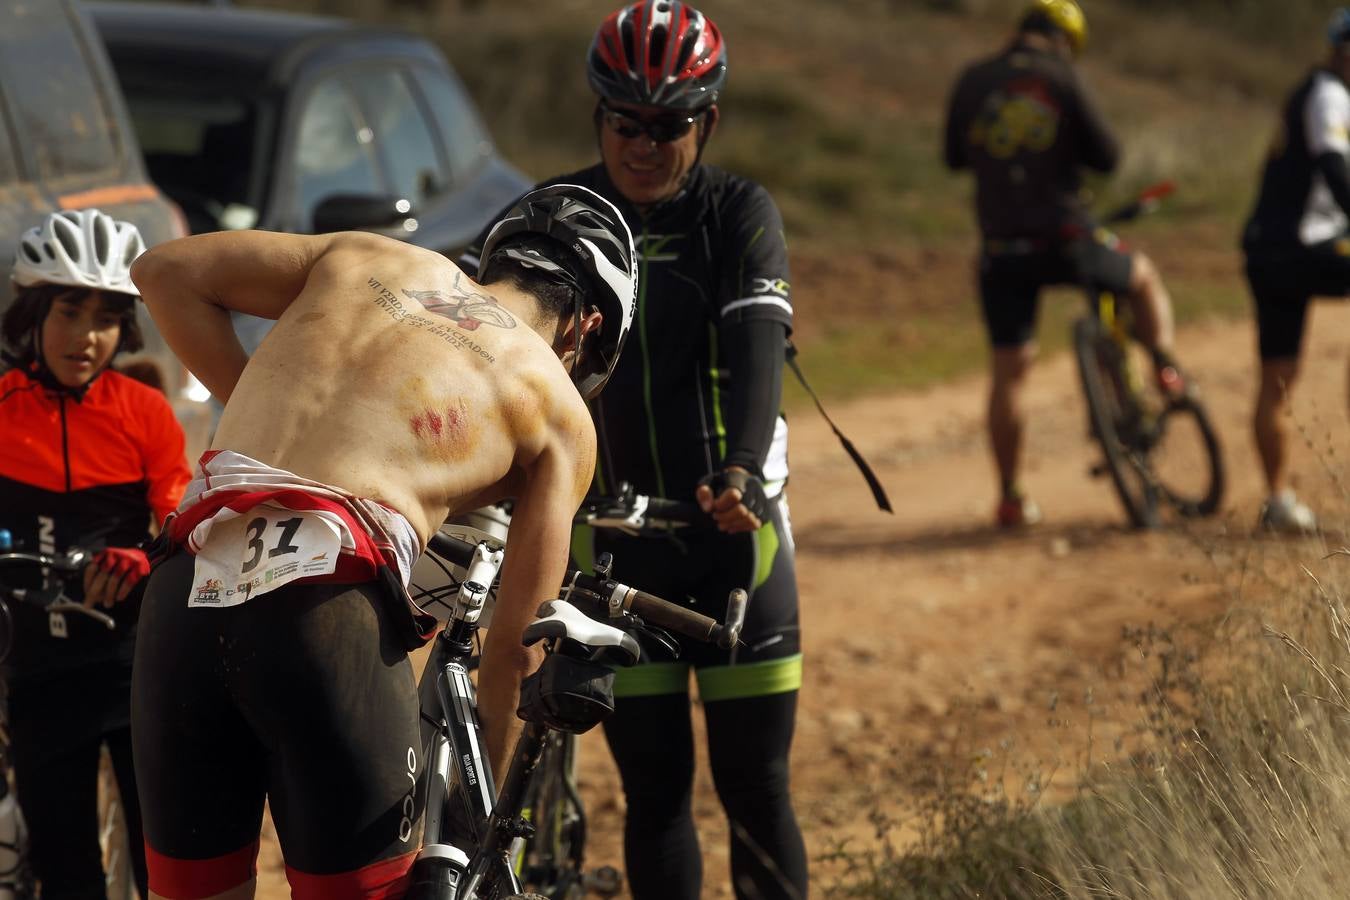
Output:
[824, 511, 1350, 898]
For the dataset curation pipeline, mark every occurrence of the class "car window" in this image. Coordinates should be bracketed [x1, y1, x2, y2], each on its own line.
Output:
[412, 68, 492, 185]
[348, 69, 445, 208]
[0, 2, 119, 180]
[117, 84, 259, 233]
[293, 77, 384, 231]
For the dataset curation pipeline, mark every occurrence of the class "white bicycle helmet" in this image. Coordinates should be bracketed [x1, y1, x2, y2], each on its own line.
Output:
[12, 208, 146, 294]
[479, 184, 637, 400]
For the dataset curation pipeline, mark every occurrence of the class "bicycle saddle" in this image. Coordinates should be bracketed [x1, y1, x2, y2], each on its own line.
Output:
[523, 600, 641, 667]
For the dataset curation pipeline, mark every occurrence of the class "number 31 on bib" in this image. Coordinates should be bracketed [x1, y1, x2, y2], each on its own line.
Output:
[190, 506, 342, 608]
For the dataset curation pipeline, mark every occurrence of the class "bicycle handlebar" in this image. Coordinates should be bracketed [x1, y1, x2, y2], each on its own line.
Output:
[0, 549, 117, 630]
[1100, 180, 1176, 227]
[425, 531, 744, 649]
[575, 487, 709, 534]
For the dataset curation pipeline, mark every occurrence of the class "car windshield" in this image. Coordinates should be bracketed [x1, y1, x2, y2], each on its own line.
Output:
[117, 79, 263, 234]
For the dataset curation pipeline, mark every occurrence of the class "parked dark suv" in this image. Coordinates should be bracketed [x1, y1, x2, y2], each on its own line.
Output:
[0, 0, 210, 447]
[90, 2, 530, 257]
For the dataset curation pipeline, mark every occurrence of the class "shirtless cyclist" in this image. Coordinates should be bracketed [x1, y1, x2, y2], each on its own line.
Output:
[128, 185, 637, 898]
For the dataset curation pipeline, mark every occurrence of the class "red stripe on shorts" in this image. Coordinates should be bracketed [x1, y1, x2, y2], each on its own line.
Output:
[286, 849, 418, 900]
[146, 839, 259, 899]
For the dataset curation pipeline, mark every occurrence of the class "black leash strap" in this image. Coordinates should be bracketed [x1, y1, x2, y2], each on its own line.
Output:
[785, 341, 892, 513]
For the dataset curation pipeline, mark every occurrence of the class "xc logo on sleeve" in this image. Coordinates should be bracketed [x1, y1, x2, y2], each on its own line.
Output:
[752, 277, 790, 297]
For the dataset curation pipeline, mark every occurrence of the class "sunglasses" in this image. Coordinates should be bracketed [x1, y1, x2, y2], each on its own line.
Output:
[600, 104, 705, 143]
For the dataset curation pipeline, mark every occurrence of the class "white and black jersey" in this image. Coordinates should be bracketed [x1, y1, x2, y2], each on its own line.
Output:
[1245, 69, 1350, 247]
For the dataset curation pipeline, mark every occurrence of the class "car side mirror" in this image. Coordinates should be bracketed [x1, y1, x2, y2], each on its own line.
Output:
[311, 193, 413, 234]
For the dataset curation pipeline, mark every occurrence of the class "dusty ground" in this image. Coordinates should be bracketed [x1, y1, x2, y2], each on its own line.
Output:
[249, 303, 1350, 896]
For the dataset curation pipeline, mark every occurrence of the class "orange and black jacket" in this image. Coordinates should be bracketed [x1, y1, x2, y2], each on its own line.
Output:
[0, 366, 190, 681]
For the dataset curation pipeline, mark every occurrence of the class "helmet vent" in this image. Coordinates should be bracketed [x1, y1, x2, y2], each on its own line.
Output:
[55, 226, 81, 263]
[620, 21, 636, 69]
[678, 30, 700, 70]
[650, 24, 668, 64]
[20, 243, 40, 264]
[93, 215, 111, 264]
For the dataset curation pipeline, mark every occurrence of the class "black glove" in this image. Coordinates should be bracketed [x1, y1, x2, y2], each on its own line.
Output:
[698, 469, 770, 522]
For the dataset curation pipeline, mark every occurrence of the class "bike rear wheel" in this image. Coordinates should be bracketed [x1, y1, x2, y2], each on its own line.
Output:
[1146, 395, 1225, 518]
[1073, 317, 1160, 528]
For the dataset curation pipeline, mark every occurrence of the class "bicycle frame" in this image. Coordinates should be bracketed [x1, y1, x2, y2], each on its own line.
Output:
[409, 541, 524, 898]
[1089, 289, 1148, 404]
[407, 522, 745, 899]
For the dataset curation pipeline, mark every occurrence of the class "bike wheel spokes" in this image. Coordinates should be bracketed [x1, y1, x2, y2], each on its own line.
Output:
[1073, 318, 1161, 528]
[1150, 397, 1225, 518]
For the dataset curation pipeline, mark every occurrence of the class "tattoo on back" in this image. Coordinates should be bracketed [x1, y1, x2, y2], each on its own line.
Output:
[402, 273, 516, 331]
[367, 275, 505, 364]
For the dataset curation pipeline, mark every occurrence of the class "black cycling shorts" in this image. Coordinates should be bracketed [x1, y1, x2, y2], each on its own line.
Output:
[132, 550, 424, 898]
[1245, 237, 1350, 359]
[977, 239, 1134, 347]
[571, 494, 801, 702]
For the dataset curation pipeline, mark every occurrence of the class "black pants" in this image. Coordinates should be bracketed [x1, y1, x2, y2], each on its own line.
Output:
[578, 496, 807, 899]
[10, 689, 147, 900]
[604, 691, 807, 900]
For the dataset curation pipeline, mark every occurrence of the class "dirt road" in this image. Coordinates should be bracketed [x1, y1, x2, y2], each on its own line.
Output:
[251, 306, 1350, 896]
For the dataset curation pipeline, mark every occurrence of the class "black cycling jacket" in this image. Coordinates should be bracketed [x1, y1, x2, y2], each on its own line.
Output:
[464, 163, 793, 500]
[944, 41, 1119, 240]
[0, 366, 189, 682]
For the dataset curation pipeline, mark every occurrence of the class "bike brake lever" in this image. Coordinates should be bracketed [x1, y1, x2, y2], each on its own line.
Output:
[48, 598, 116, 630]
[632, 622, 681, 661]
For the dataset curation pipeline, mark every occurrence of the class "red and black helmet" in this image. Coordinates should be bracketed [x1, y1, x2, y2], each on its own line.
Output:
[587, 0, 727, 111]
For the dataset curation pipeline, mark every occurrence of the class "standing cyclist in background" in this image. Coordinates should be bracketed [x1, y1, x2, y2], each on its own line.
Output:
[0, 209, 190, 899]
[462, 3, 807, 897]
[1239, 9, 1350, 534]
[943, 0, 1184, 527]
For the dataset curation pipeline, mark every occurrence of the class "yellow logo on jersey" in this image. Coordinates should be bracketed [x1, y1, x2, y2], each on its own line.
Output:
[969, 83, 1060, 160]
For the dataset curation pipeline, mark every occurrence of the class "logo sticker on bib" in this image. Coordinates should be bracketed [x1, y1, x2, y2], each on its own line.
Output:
[190, 506, 342, 607]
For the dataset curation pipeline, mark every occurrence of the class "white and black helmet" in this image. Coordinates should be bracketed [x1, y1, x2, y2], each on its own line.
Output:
[12, 208, 146, 295]
[479, 185, 637, 400]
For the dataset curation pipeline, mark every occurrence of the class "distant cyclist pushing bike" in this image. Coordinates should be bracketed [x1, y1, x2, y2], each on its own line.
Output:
[130, 187, 636, 897]
[1240, 9, 1350, 534]
[464, 3, 808, 897]
[943, 0, 1186, 527]
[0, 209, 191, 899]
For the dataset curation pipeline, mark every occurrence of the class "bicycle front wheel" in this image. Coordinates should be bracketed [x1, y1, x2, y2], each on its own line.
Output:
[517, 733, 587, 899]
[1073, 317, 1160, 528]
[1147, 395, 1225, 518]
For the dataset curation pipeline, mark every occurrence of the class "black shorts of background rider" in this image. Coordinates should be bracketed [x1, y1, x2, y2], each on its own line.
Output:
[977, 237, 1134, 347]
[1244, 236, 1350, 360]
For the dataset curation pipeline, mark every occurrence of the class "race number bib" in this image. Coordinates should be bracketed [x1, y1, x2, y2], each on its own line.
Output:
[190, 507, 341, 608]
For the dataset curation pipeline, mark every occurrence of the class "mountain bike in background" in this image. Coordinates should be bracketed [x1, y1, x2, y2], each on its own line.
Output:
[0, 535, 132, 900]
[1072, 182, 1225, 528]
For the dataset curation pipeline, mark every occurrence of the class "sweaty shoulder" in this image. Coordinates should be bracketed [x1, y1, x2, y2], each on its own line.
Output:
[502, 354, 596, 497]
